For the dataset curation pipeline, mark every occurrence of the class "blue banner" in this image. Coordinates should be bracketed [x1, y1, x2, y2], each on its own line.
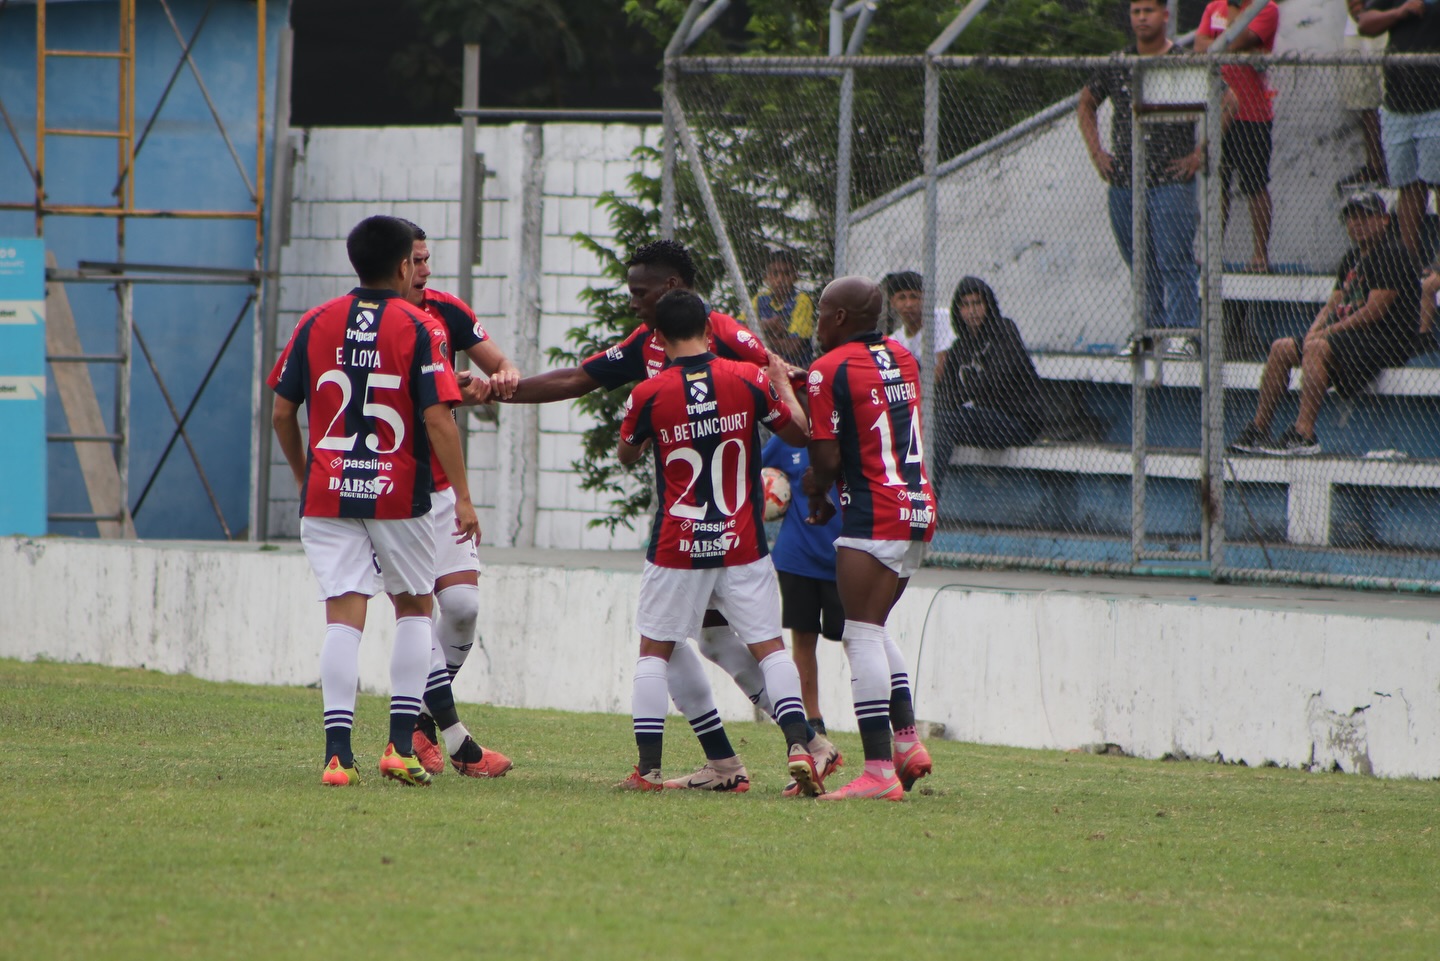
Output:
[0, 239, 46, 535]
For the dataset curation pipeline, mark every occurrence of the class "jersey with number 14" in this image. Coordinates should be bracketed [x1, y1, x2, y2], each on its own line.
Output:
[622, 353, 793, 569]
[269, 287, 460, 519]
[807, 330, 936, 542]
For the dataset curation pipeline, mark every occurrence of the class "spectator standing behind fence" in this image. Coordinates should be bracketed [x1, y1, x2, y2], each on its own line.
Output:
[1229, 191, 1422, 456]
[1078, 0, 1204, 358]
[1195, 0, 1279, 273]
[929, 278, 1045, 495]
[881, 270, 954, 372]
[1338, 0, 1389, 192]
[751, 249, 816, 366]
[1356, 0, 1440, 260]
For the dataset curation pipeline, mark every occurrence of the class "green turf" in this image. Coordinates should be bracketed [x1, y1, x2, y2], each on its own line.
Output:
[0, 659, 1435, 960]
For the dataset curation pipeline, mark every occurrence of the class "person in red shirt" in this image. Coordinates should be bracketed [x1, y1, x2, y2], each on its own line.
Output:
[502, 239, 841, 788]
[615, 289, 822, 793]
[399, 221, 519, 779]
[803, 275, 937, 801]
[1195, 0, 1279, 272]
[270, 214, 478, 788]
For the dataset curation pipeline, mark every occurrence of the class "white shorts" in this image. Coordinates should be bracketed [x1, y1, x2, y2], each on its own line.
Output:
[833, 537, 928, 578]
[636, 556, 783, 644]
[300, 514, 437, 600]
[429, 486, 480, 579]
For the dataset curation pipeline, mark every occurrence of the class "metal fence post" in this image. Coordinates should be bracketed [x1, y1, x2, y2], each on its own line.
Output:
[1203, 62, 1226, 573]
[1130, 58, 1150, 565]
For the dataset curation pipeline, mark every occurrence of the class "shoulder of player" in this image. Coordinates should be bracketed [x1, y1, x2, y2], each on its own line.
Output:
[422, 288, 477, 320]
[709, 310, 763, 344]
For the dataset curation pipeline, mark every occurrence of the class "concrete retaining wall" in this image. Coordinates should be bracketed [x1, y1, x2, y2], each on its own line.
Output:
[4, 536, 1436, 779]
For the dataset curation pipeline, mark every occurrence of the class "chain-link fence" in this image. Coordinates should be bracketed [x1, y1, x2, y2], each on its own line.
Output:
[668, 51, 1440, 590]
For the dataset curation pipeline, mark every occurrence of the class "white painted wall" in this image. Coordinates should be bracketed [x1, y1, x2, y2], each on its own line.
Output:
[4, 536, 1436, 779]
[268, 123, 660, 550]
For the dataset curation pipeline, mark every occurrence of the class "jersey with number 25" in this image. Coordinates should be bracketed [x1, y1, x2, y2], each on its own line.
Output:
[269, 287, 461, 520]
[622, 353, 793, 569]
[807, 330, 936, 542]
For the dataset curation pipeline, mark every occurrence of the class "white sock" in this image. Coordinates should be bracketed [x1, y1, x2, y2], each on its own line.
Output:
[698, 624, 773, 716]
[320, 623, 363, 730]
[756, 650, 805, 725]
[842, 620, 890, 725]
[435, 583, 481, 676]
[441, 721, 470, 756]
[632, 655, 669, 754]
[390, 615, 432, 715]
[666, 639, 720, 722]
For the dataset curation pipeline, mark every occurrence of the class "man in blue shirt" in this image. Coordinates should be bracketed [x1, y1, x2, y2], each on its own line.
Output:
[762, 433, 846, 794]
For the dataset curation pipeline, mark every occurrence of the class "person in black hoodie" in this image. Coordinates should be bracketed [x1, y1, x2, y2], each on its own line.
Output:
[930, 277, 1045, 495]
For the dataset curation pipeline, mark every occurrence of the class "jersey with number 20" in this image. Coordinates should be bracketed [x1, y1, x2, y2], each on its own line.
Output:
[807, 330, 936, 542]
[622, 353, 793, 569]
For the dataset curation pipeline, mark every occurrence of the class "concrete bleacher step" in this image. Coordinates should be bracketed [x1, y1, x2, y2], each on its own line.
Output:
[945, 442, 1440, 549]
[1032, 352, 1440, 396]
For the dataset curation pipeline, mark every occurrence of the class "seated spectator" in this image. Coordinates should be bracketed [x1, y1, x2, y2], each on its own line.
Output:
[751, 249, 815, 366]
[1194, 0, 1278, 273]
[1229, 191, 1423, 456]
[881, 270, 953, 373]
[930, 277, 1045, 492]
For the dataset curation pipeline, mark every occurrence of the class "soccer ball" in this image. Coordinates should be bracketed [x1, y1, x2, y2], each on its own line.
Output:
[761, 467, 791, 521]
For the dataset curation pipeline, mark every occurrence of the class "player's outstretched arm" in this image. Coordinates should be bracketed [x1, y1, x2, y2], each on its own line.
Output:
[423, 403, 481, 544]
[271, 395, 306, 492]
[617, 437, 650, 466]
[499, 366, 601, 404]
[766, 353, 810, 447]
[465, 341, 521, 400]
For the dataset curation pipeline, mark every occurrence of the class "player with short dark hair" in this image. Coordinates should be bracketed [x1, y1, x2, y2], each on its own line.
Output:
[803, 275, 937, 801]
[268, 214, 478, 787]
[615, 289, 822, 793]
[396, 219, 517, 779]
[500, 239, 841, 789]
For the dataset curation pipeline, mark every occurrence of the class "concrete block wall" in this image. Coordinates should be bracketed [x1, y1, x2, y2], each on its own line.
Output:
[267, 123, 659, 549]
[5, 537, 1438, 779]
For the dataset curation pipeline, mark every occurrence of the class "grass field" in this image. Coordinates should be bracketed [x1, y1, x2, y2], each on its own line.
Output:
[1, 658, 1436, 960]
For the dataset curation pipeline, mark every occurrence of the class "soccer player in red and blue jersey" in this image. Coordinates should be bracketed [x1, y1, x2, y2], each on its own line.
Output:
[615, 289, 824, 794]
[804, 275, 937, 801]
[399, 221, 518, 779]
[269, 214, 477, 788]
[502, 240, 839, 786]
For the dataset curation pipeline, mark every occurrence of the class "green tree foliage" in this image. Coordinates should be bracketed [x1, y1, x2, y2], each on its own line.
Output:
[566, 0, 1127, 532]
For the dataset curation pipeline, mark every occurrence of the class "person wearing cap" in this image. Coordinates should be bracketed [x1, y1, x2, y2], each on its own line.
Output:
[1354, 0, 1440, 260]
[881, 270, 953, 373]
[1229, 191, 1423, 455]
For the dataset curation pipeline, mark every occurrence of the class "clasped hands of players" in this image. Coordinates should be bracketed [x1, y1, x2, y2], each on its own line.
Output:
[455, 367, 520, 406]
[799, 468, 837, 527]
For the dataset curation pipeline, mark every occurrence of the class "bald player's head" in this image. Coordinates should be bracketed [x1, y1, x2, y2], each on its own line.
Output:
[815, 275, 884, 353]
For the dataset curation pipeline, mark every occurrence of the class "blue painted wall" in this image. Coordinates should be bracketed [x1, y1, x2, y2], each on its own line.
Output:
[0, 0, 288, 538]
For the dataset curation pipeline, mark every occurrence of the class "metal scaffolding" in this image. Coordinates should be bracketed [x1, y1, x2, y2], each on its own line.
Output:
[0, 0, 268, 538]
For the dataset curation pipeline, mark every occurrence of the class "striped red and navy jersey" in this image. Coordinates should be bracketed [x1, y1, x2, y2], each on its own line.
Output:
[417, 288, 488, 365]
[621, 353, 793, 568]
[582, 310, 768, 390]
[807, 330, 936, 542]
[268, 287, 461, 520]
